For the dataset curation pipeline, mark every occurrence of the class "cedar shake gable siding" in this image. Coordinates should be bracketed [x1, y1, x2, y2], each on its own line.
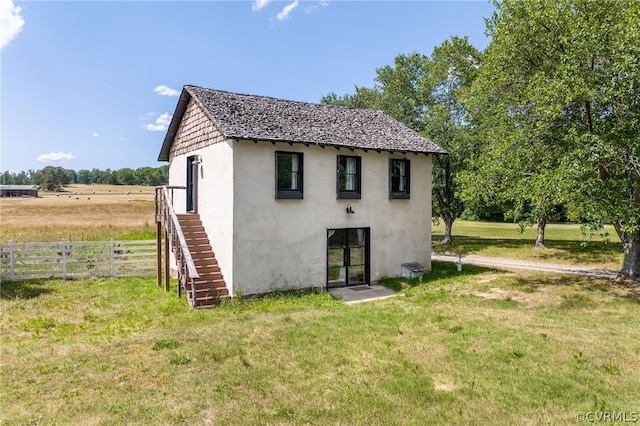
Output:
[158, 85, 447, 161]
[169, 98, 226, 158]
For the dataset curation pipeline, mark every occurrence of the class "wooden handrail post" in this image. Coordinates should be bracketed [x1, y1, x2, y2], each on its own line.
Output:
[156, 221, 162, 288]
[164, 227, 170, 292]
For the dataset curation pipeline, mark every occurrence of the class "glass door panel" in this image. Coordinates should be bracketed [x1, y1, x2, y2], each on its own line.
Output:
[349, 247, 365, 267]
[328, 229, 347, 248]
[327, 228, 369, 288]
[327, 246, 346, 288]
[348, 265, 366, 285]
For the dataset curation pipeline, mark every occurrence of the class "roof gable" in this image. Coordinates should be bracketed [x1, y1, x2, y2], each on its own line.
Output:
[158, 85, 447, 161]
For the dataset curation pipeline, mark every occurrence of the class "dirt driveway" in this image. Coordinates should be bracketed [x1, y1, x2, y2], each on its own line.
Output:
[432, 254, 619, 279]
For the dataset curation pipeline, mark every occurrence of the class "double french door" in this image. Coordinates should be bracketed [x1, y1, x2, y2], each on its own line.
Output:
[327, 228, 370, 288]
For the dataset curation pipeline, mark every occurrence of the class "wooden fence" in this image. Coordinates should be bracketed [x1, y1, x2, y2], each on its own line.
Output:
[0, 239, 156, 281]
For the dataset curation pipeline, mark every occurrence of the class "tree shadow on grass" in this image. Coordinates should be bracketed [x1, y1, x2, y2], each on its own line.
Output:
[380, 261, 499, 292]
[508, 272, 640, 304]
[432, 236, 623, 266]
[1, 280, 54, 300]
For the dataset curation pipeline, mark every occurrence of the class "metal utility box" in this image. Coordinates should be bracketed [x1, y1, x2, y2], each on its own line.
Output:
[402, 262, 425, 278]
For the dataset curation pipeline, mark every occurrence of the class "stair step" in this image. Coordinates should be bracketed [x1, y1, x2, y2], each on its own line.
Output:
[191, 279, 226, 287]
[174, 213, 229, 306]
[178, 221, 203, 227]
[184, 241, 211, 248]
[180, 224, 205, 234]
[189, 291, 228, 299]
[193, 265, 219, 272]
[191, 297, 230, 308]
[193, 258, 219, 264]
[195, 268, 222, 275]
[182, 228, 207, 238]
[183, 232, 207, 238]
[191, 251, 216, 258]
[193, 257, 218, 264]
[190, 289, 226, 296]
[188, 291, 228, 299]
[196, 268, 222, 276]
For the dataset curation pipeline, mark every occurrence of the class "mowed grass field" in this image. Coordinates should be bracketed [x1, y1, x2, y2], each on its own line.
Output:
[1, 186, 638, 424]
[432, 220, 624, 270]
[0, 184, 156, 243]
[1, 263, 639, 425]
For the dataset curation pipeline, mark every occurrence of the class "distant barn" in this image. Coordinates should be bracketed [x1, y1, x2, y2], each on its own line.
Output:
[0, 185, 38, 198]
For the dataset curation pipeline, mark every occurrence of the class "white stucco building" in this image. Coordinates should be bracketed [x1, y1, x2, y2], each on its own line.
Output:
[158, 85, 446, 299]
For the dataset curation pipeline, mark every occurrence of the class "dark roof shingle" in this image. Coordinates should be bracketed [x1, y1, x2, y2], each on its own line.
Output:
[158, 85, 447, 161]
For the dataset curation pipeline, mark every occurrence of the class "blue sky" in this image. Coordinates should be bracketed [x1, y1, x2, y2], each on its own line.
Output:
[1, 0, 493, 173]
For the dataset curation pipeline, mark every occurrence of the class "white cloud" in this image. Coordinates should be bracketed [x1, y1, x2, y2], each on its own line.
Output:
[304, 0, 329, 14]
[154, 85, 179, 97]
[92, 132, 99, 137]
[276, 0, 298, 21]
[0, 0, 24, 49]
[145, 112, 172, 132]
[252, 0, 271, 12]
[36, 152, 76, 164]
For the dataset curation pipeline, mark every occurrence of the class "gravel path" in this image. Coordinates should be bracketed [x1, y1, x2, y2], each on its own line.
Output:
[432, 254, 619, 279]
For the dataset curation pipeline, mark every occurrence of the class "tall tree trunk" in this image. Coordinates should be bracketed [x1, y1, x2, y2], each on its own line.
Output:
[618, 228, 640, 281]
[441, 215, 454, 245]
[534, 217, 546, 250]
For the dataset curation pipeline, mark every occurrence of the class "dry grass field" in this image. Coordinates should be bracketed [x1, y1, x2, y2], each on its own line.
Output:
[0, 184, 156, 243]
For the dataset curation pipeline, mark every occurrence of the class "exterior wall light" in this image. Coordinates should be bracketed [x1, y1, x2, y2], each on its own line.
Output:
[346, 205, 355, 214]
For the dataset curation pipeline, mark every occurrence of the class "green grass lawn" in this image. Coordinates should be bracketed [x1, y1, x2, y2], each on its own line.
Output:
[432, 220, 624, 270]
[2, 263, 639, 425]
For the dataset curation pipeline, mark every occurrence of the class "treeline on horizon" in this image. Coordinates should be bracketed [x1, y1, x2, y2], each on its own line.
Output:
[0, 165, 169, 190]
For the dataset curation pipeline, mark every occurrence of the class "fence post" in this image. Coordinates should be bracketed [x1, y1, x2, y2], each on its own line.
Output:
[9, 240, 14, 281]
[61, 240, 67, 279]
[110, 238, 115, 277]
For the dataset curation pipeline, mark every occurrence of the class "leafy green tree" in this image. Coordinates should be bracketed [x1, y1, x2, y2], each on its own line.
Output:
[33, 166, 67, 191]
[422, 37, 480, 244]
[1, 166, 169, 186]
[106, 170, 118, 185]
[469, 0, 640, 279]
[459, 108, 569, 248]
[321, 86, 382, 109]
[0, 171, 14, 184]
[77, 169, 91, 184]
[65, 169, 78, 184]
[374, 52, 430, 132]
[323, 37, 481, 244]
[117, 168, 136, 185]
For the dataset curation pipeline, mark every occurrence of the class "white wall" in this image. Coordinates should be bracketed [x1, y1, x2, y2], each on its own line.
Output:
[230, 140, 432, 296]
[168, 141, 235, 294]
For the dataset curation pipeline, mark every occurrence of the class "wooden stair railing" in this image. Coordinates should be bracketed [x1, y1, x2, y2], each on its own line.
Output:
[176, 214, 229, 307]
[156, 186, 199, 307]
[155, 186, 228, 308]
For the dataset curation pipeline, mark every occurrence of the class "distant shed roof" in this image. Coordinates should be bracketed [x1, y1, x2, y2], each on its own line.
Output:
[0, 185, 37, 191]
[158, 85, 447, 161]
[0, 185, 38, 197]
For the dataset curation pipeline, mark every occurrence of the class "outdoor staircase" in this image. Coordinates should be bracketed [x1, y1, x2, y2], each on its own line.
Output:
[177, 214, 229, 308]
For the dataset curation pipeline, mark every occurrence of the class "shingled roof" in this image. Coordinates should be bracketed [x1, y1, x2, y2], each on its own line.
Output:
[158, 85, 447, 161]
